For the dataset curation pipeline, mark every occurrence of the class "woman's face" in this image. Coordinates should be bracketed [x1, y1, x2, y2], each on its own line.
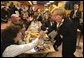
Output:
[45, 15, 48, 19]
[22, 12, 29, 19]
[44, 13, 49, 19]
[52, 11, 62, 23]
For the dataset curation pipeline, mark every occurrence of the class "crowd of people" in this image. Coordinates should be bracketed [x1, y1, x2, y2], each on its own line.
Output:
[1, 2, 83, 57]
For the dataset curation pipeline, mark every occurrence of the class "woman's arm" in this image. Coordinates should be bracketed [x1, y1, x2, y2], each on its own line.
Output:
[2, 38, 39, 57]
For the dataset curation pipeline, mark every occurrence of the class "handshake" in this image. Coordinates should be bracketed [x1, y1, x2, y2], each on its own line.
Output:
[38, 30, 48, 38]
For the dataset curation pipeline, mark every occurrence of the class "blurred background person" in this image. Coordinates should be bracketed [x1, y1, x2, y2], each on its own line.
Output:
[70, 3, 82, 49]
[70, 3, 81, 32]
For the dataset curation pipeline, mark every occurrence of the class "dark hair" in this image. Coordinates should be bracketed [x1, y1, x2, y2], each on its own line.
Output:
[74, 3, 80, 6]
[1, 25, 23, 54]
[1, 24, 23, 41]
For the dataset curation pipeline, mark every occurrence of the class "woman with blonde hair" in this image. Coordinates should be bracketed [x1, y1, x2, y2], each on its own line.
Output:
[51, 7, 76, 57]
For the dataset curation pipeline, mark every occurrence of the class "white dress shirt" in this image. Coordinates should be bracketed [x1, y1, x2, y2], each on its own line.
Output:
[73, 10, 77, 18]
[2, 38, 39, 57]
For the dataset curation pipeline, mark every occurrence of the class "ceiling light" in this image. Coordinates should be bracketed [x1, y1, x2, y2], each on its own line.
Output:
[28, 1, 32, 5]
[49, 1, 54, 3]
[32, 1, 37, 4]
[46, 3, 50, 5]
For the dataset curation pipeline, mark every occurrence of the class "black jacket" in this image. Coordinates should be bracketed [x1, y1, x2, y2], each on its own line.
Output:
[41, 20, 57, 34]
[57, 17, 77, 56]
[1, 8, 9, 19]
[70, 10, 81, 29]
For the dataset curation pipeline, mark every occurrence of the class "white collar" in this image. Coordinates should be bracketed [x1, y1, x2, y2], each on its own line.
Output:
[57, 19, 64, 28]
[74, 10, 77, 12]
[61, 19, 64, 23]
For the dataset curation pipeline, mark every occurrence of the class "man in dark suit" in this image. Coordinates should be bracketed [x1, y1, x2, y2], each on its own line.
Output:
[70, 4, 81, 30]
[41, 14, 60, 51]
[41, 19, 56, 34]
[70, 3, 81, 50]
[52, 8, 77, 57]
[41, 11, 56, 33]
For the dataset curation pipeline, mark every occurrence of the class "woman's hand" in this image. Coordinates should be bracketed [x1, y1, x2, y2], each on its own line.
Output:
[37, 30, 46, 38]
[38, 30, 44, 38]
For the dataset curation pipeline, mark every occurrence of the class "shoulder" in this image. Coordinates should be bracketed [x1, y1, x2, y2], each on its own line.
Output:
[70, 10, 74, 13]
[64, 17, 73, 27]
[77, 10, 81, 13]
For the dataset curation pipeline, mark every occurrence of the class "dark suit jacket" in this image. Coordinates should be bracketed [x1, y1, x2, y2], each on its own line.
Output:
[70, 10, 81, 29]
[41, 20, 57, 34]
[37, 15, 43, 23]
[57, 17, 77, 55]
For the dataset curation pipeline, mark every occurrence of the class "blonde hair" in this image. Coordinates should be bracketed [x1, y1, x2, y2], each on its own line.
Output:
[52, 7, 66, 17]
